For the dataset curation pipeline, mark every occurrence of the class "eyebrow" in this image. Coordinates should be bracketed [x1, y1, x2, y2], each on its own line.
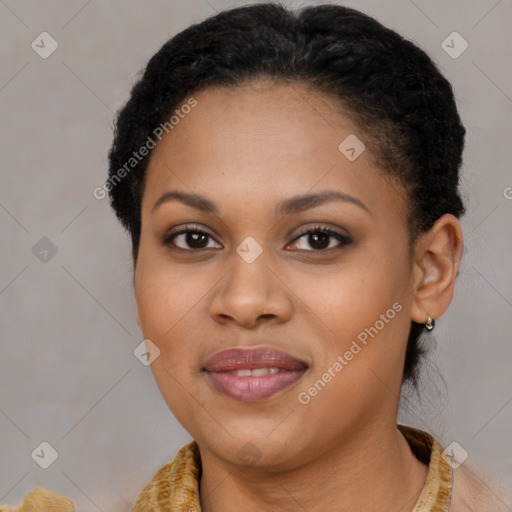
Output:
[152, 189, 371, 216]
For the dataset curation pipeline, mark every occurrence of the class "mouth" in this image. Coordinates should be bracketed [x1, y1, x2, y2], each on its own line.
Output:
[203, 346, 308, 402]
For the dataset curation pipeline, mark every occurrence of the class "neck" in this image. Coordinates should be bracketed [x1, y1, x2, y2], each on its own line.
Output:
[198, 420, 428, 512]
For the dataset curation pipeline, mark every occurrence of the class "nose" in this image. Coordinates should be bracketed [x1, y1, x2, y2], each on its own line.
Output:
[209, 249, 293, 329]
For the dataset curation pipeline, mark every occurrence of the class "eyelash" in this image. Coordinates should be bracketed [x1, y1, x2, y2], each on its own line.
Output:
[161, 224, 352, 253]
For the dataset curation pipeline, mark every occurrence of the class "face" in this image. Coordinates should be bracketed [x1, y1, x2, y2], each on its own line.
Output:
[134, 80, 417, 470]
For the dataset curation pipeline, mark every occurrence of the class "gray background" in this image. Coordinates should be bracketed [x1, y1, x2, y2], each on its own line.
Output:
[1, 0, 511, 510]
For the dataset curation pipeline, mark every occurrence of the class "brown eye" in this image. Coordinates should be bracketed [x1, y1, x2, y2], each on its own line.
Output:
[288, 226, 352, 252]
[162, 226, 222, 251]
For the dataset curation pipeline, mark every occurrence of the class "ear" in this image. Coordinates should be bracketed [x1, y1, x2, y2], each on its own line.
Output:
[136, 310, 141, 329]
[410, 214, 464, 324]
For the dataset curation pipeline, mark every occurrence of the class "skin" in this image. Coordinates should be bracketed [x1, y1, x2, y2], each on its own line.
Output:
[134, 80, 464, 512]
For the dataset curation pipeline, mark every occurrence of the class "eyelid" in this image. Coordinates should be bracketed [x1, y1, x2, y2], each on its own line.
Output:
[289, 223, 350, 241]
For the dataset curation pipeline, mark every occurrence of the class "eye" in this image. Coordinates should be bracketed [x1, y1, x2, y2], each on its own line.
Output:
[162, 224, 222, 251]
[287, 225, 352, 252]
[161, 224, 352, 253]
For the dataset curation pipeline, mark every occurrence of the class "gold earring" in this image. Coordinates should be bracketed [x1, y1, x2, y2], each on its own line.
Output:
[425, 315, 435, 331]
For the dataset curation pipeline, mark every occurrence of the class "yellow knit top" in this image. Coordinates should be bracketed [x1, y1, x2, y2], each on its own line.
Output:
[0, 424, 453, 511]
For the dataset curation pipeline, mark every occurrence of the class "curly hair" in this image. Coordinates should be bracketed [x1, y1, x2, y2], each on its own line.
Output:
[107, 3, 466, 388]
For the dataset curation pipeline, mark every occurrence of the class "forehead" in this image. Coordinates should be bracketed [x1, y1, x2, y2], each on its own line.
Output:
[142, 80, 407, 220]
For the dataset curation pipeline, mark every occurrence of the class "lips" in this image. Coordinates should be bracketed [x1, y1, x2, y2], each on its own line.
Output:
[204, 346, 308, 372]
[203, 346, 308, 402]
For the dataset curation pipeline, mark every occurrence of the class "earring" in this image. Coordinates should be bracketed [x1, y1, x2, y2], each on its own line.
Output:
[425, 315, 435, 331]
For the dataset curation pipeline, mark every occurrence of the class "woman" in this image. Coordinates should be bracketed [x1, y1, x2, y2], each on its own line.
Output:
[2, 3, 509, 511]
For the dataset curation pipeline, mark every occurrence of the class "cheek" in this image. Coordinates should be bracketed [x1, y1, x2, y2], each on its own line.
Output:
[294, 275, 410, 438]
[134, 260, 198, 384]
[293, 248, 409, 335]
[292, 243, 412, 394]
[134, 252, 203, 336]
[134, 259, 207, 421]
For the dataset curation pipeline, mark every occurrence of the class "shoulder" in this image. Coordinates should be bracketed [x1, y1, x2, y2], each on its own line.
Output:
[450, 462, 512, 512]
[0, 486, 74, 512]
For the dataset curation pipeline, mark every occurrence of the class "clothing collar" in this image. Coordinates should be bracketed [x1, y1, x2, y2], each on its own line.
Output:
[132, 423, 453, 511]
[397, 423, 453, 510]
